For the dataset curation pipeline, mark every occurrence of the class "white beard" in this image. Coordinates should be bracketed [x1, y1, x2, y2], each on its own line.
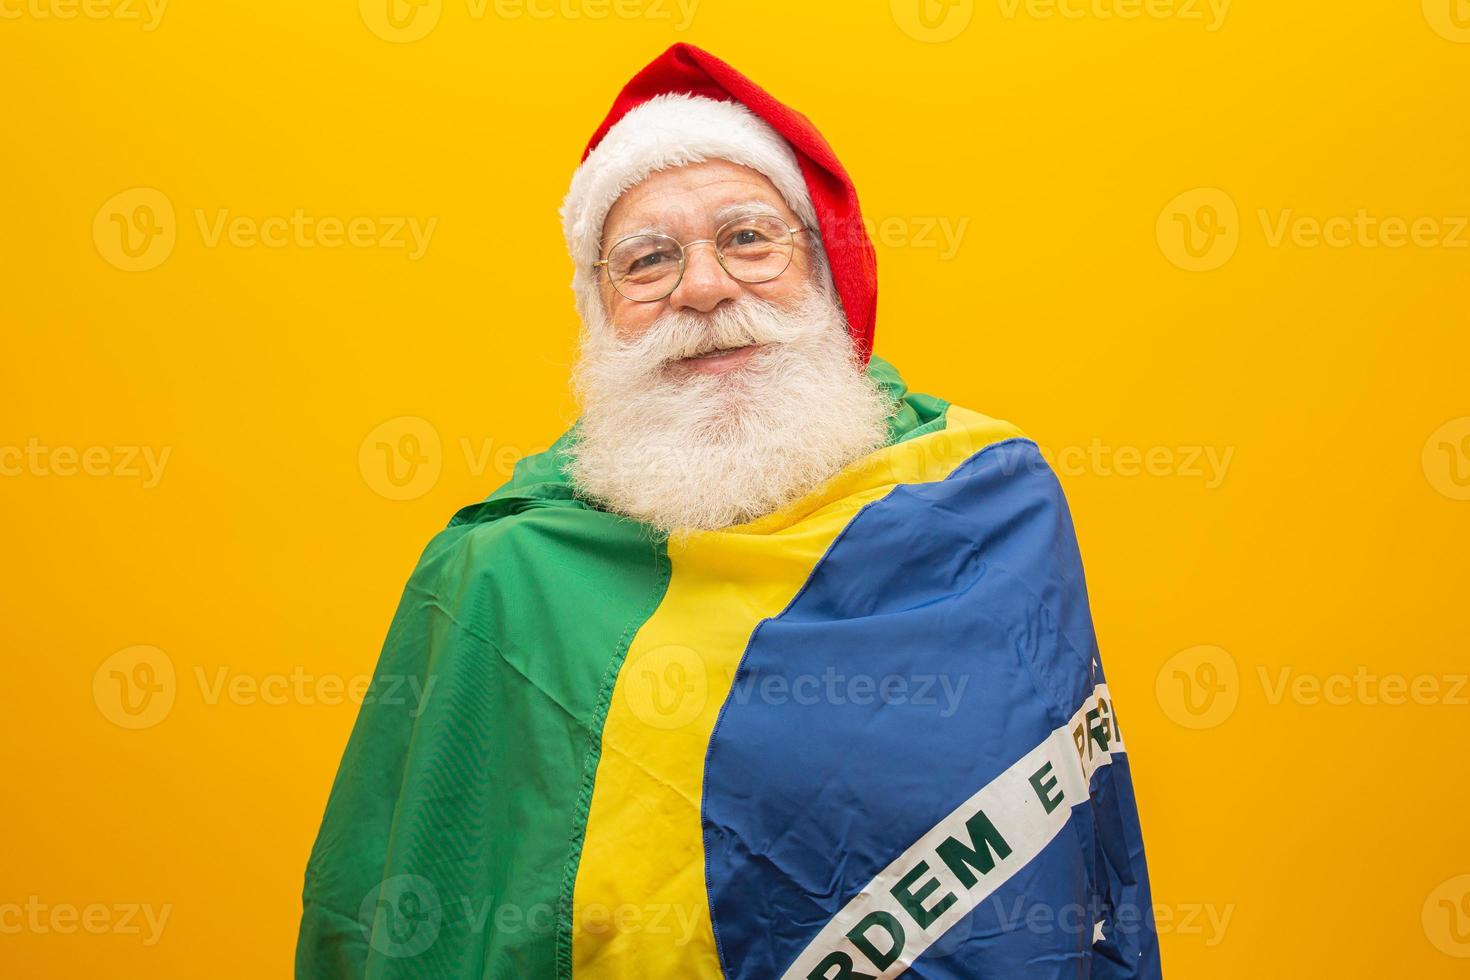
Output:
[563, 275, 896, 537]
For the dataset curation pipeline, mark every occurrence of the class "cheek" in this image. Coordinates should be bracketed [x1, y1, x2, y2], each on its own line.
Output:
[744, 276, 805, 309]
[745, 249, 814, 306]
[609, 297, 663, 341]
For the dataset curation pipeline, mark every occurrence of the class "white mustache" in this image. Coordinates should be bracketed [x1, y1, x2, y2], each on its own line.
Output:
[606, 294, 812, 371]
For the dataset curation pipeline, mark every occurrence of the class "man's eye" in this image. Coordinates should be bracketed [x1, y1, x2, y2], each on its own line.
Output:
[727, 228, 769, 247]
[628, 251, 670, 272]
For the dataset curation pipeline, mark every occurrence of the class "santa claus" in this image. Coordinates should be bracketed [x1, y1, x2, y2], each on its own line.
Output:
[297, 43, 1161, 980]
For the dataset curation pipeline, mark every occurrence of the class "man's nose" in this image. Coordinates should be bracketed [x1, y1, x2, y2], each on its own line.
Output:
[667, 241, 742, 314]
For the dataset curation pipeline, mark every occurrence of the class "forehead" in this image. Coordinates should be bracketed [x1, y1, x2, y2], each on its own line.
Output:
[602, 159, 794, 241]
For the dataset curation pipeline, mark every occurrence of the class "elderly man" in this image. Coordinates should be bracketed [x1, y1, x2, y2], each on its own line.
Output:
[297, 44, 1161, 980]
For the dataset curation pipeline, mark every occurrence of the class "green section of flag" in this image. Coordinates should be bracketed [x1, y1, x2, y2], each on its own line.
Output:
[870, 353, 948, 447]
[297, 445, 671, 977]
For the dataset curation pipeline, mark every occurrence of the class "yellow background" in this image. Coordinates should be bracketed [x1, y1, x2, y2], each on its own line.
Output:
[3, 0, 1468, 976]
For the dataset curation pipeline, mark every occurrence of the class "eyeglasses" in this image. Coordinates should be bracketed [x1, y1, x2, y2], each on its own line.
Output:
[594, 212, 810, 303]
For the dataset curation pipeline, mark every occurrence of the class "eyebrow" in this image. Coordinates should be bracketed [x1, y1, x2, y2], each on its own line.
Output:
[710, 199, 779, 223]
[604, 199, 785, 244]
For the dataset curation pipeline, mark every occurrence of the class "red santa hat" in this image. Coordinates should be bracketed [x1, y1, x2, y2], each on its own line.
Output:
[559, 43, 878, 365]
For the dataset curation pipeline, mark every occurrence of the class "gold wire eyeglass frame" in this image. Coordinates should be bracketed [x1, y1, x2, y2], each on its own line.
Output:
[593, 213, 811, 302]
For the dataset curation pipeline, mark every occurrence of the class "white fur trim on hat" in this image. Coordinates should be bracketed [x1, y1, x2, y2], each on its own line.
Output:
[560, 93, 818, 325]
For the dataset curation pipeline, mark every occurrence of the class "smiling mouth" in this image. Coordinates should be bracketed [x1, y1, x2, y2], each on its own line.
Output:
[668, 342, 767, 377]
[684, 343, 756, 360]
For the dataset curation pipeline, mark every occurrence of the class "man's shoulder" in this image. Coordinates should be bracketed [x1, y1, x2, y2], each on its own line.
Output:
[868, 355, 1035, 466]
[892, 398, 1053, 480]
[409, 478, 655, 593]
[931, 401, 1029, 447]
